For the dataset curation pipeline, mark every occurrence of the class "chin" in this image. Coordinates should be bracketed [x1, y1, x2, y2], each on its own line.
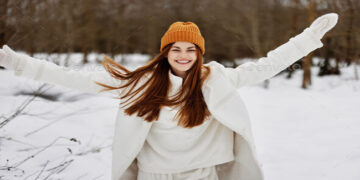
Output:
[175, 67, 191, 72]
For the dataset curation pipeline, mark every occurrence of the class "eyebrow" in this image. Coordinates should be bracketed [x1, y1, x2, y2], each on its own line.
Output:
[172, 46, 196, 49]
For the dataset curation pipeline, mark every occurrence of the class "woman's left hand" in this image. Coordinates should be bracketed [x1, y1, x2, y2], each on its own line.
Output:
[307, 13, 339, 40]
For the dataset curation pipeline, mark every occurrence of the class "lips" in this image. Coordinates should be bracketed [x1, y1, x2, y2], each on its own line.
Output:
[175, 60, 191, 64]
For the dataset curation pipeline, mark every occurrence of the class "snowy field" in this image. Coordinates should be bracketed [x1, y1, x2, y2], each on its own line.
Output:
[0, 53, 359, 180]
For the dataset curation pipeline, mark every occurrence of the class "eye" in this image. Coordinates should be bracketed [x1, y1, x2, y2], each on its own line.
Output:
[188, 50, 195, 51]
[172, 49, 179, 51]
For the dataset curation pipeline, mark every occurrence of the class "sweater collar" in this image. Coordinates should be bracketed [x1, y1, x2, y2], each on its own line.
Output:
[168, 70, 184, 96]
[168, 69, 183, 87]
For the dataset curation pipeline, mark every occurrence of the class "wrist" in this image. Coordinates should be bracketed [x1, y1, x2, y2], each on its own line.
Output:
[289, 28, 324, 55]
[304, 28, 321, 40]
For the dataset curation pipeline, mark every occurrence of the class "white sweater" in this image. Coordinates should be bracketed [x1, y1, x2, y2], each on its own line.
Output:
[136, 70, 235, 173]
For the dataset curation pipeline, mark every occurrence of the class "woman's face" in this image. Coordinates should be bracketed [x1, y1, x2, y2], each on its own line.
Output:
[166, 41, 197, 78]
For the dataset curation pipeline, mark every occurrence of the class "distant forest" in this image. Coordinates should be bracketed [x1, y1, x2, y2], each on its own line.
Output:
[0, 0, 359, 81]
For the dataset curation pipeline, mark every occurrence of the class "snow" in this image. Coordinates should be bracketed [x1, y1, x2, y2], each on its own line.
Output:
[0, 54, 359, 179]
[240, 60, 360, 180]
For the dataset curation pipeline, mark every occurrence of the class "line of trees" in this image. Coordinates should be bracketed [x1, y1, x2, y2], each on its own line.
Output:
[0, 0, 359, 82]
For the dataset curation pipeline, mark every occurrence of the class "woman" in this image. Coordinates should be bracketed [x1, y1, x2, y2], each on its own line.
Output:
[0, 13, 338, 180]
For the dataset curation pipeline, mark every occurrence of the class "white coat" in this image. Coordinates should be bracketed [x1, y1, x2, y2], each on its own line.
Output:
[11, 28, 323, 180]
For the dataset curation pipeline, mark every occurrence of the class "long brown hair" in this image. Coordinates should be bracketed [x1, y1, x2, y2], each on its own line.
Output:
[94, 43, 211, 128]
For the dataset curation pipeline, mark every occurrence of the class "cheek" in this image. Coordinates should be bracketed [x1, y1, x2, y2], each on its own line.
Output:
[191, 54, 197, 61]
[167, 56, 176, 65]
[190, 54, 197, 64]
[167, 53, 175, 61]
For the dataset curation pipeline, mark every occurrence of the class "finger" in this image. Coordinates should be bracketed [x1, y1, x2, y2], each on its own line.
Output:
[327, 13, 339, 29]
[318, 18, 329, 33]
[318, 13, 338, 28]
[326, 13, 339, 21]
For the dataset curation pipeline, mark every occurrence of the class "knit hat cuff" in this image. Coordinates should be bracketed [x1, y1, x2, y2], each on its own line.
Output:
[161, 31, 205, 55]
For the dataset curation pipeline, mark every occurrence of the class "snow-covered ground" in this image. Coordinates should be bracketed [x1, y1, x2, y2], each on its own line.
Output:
[0, 54, 359, 180]
[240, 62, 360, 180]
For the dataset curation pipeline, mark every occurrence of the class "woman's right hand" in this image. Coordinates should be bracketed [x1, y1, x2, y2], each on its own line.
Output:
[0, 45, 21, 70]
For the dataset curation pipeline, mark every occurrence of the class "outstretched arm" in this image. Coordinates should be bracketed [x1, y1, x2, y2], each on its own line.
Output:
[0, 45, 123, 96]
[225, 13, 338, 88]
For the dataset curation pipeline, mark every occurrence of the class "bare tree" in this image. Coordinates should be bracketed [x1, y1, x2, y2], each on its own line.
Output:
[0, 0, 8, 69]
[302, 0, 317, 89]
[0, 0, 7, 46]
[1, 0, 358, 81]
[285, 0, 302, 79]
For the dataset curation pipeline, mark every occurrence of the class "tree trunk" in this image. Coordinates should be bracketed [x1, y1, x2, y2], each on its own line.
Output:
[355, 54, 359, 80]
[0, 0, 7, 46]
[83, 47, 88, 64]
[286, 0, 300, 79]
[302, 0, 316, 89]
[344, 0, 354, 66]
[318, 37, 334, 76]
[0, 0, 7, 70]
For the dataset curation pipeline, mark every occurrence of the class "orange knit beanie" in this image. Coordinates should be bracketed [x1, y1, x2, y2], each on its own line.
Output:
[160, 21, 205, 55]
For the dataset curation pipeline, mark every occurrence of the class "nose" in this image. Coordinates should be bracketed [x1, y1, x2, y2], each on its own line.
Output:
[177, 52, 191, 59]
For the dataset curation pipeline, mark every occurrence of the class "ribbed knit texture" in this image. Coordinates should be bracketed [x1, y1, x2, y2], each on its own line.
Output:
[160, 21, 205, 55]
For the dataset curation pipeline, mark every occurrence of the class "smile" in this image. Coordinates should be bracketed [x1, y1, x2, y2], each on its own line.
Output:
[175, 60, 191, 64]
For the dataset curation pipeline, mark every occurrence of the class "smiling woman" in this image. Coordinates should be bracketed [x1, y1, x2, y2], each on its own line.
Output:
[166, 42, 198, 78]
[0, 13, 339, 180]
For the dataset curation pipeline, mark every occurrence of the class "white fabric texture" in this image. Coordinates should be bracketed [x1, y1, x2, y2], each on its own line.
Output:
[0, 46, 123, 97]
[136, 70, 234, 174]
[137, 165, 219, 180]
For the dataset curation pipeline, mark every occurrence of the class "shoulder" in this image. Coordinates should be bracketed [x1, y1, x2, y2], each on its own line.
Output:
[203, 61, 239, 87]
[203, 60, 228, 76]
[204, 60, 225, 68]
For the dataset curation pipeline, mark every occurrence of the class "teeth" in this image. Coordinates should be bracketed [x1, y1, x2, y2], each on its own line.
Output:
[176, 60, 191, 64]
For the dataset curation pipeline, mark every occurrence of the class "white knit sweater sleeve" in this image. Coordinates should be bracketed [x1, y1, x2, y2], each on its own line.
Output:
[224, 28, 323, 88]
[12, 55, 123, 96]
